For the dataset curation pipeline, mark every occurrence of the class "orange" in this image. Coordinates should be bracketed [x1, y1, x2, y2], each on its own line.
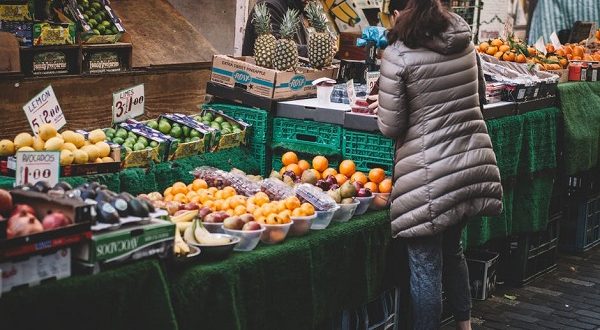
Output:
[187, 183, 194, 192]
[485, 46, 498, 56]
[266, 213, 278, 225]
[573, 46, 584, 58]
[186, 191, 197, 200]
[253, 208, 263, 219]
[298, 159, 310, 172]
[292, 208, 304, 217]
[204, 200, 215, 210]
[499, 45, 510, 53]
[285, 196, 301, 210]
[545, 44, 555, 53]
[322, 168, 338, 178]
[584, 54, 594, 61]
[234, 205, 247, 216]
[309, 169, 322, 180]
[225, 210, 234, 216]
[247, 196, 257, 205]
[174, 193, 188, 203]
[364, 182, 379, 193]
[555, 48, 565, 57]
[527, 47, 537, 56]
[312, 155, 329, 172]
[276, 213, 291, 224]
[335, 173, 348, 185]
[222, 186, 237, 198]
[339, 160, 356, 177]
[256, 216, 266, 224]
[379, 179, 393, 193]
[564, 45, 573, 55]
[282, 151, 299, 166]
[263, 204, 276, 217]
[478, 42, 489, 53]
[368, 168, 386, 184]
[286, 163, 302, 177]
[279, 209, 292, 219]
[215, 190, 225, 201]
[494, 51, 504, 60]
[502, 52, 515, 62]
[164, 187, 173, 197]
[300, 203, 315, 216]
[350, 172, 368, 185]
[192, 179, 208, 191]
[246, 203, 257, 214]
[516, 54, 527, 63]
[164, 194, 174, 202]
[490, 39, 503, 47]
[254, 192, 270, 206]
[191, 195, 202, 204]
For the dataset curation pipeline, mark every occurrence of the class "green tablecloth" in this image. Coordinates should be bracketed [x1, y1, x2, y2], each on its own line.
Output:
[170, 211, 392, 330]
[0, 148, 260, 192]
[0, 259, 178, 330]
[558, 82, 600, 175]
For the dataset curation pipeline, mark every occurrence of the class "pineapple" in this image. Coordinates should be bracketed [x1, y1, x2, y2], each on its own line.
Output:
[305, 2, 333, 69]
[273, 9, 300, 71]
[252, 2, 276, 68]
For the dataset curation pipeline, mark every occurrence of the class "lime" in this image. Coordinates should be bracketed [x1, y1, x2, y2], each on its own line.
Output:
[111, 26, 119, 34]
[123, 141, 134, 150]
[202, 120, 210, 126]
[190, 130, 201, 138]
[81, 0, 89, 7]
[210, 123, 221, 130]
[78, 5, 85, 12]
[137, 136, 148, 147]
[214, 116, 224, 124]
[88, 18, 97, 26]
[83, 14, 89, 20]
[105, 128, 116, 138]
[127, 132, 137, 140]
[92, 2, 102, 9]
[92, 29, 100, 35]
[149, 141, 159, 148]
[182, 126, 190, 137]
[183, 137, 191, 143]
[193, 116, 202, 122]
[204, 113, 214, 122]
[124, 147, 132, 153]
[133, 143, 145, 151]
[112, 137, 124, 145]
[102, 20, 111, 27]
[147, 120, 158, 130]
[221, 122, 231, 128]
[231, 124, 240, 130]
[158, 121, 171, 134]
[88, 6, 97, 14]
[233, 128, 242, 133]
[97, 25, 106, 34]
[172, 122, 180, 128]
[124, 137, 137, 145]
[169, 126, 182, 138]
[115, 128, 127, 138]
[190, 136, 201, 142]
[84, 11, 93, 18]
[221, 128, 231, 135]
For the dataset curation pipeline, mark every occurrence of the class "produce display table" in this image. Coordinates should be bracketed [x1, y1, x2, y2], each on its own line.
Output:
[0, 148, 259, 193]
[0, 259, 179, 330]
[169, 210, 392, 330]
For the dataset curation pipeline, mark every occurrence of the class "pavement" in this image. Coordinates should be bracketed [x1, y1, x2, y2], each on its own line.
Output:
[443, 247, 600, 329]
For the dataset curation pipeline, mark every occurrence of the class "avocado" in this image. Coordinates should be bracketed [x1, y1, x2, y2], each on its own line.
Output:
[53, 182, 73, 191]
[119, 192, 135, 202]
[139, 198, 155, 213]
[128, 199, 149, 217]
[97, 201, 120, 224]
[33, 181, 52, 193]
[111, 198, 129, 217]
[80, 189, 96, 201]
[95, 190, 112, 203]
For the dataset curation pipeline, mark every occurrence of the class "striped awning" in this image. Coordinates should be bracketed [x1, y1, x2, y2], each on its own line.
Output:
[528, 0, 600, 44]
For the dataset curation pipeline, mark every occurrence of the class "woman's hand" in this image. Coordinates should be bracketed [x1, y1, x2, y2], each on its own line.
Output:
[367, 95, 379, 114]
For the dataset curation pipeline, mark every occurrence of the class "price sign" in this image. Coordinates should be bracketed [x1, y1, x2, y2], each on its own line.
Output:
[112, 84, 145, 124]
[346, 79, 356, 105]
[22, 85, 66, 135]
[15, 151, 60, 187]
[366, 71, 380, 94]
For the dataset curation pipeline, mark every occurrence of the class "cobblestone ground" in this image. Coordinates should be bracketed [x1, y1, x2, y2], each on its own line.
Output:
[443, 248, 600, 329]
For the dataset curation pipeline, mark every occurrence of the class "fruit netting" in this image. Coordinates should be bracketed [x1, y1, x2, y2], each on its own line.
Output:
[169, 211, 393, 330]
[0, 259, 178, 330]
[558, 82, 600, 175]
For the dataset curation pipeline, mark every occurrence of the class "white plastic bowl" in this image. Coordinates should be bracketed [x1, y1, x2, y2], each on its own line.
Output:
[333, 201, 360, 222]
[260, 221, 293, 244]
[223, 227, 266, 251]
[311, 205, 340, 230]
[355, 195, 375, 216]
[289, 214, 317, 237]
[369, 193, 391, 211]
[202, 222, 224, 234]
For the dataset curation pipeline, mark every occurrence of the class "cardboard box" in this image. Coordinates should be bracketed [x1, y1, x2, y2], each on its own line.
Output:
[33, 21, 76, 46]
[73, 219, 174, 266]
[63, 0, 125, 44]
[114, 120, 176, 168]
[211, 55, 338, 100]
[466, 250, 499, 300]
[194, 109, 250, 151]
[0, 1, 32, 21]
[0, 248, 71, 293]
[82, 42, 132, 74]
[158, 113, 216, 159]
[277, 98, 350, 125]
[19, 45, 81, 76]
[0, 190, 92, 260]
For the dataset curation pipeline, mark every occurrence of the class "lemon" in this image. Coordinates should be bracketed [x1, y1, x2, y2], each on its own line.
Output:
[60, 149, 74, 165]
[14, 133, 34, 150]
[63, 142, 77, 152]
[88, 129, 106, 144]
[82, 145, 99, 161]
[95, 141, 111, 158]
[73, 150, 89, 164]
[32, 136, 45, 151]
[38, 124, 57, 141]
[101, 156, 115, 162]
[17, 146, 35, 152]
[72, 133, 86, 148]
[44, 137, 64, 151]
[61, 130, 77, 144]
[94, 158, 103, 163]
[0, 139, 15, 156]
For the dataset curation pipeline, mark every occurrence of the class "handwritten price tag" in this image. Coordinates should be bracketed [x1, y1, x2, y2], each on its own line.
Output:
[112, 84, 145, 124]
[22, 85, 66, 135]
[15, 151, 60, 187]
[346, 79, 356, 105]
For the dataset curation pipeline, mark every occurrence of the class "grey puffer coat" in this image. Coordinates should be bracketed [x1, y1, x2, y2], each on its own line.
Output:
[377, 13, 503, 238]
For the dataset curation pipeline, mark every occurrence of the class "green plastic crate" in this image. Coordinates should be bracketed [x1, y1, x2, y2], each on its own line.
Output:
[272, 118, 343, 151]
[248, 141, 272, 177]
[202, 103, 272, 143]
[342, 129, 394, 175]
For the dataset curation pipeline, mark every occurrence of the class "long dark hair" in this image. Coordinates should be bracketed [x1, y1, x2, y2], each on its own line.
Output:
[387, 0, 451, 48]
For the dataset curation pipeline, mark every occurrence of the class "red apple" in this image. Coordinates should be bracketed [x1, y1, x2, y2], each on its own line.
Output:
[11, 204, 36, 217]
[42, 211, 71, 230]
[352, 181, 363, 191]
[7, 210, 43, 238]
[184, 202, 200, 211]
[0, 189, 13, 216]
[242, 221, 262, 231]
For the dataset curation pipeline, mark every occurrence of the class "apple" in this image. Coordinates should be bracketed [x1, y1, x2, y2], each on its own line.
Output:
[352, 181, 363, 191]
[184, 202, 200, 210]
[240, 214, 255, 223]
[357, 188, 373, 197]
[242, 221, 262, 231]
[10, 204, 36, 217]
[165, 202, 181, 216]
[223, 216, 245, 230]
[198, 207, 212, 220]
[0, 189, 13, 216]
[42, 211, 71, 230]
[325, 175, 337, 186]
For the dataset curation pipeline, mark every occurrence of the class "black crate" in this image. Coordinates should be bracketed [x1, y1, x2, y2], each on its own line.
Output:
[465, 250, 500, 300]
[560, 193, 600, 253]
[329, 288, 399, 330]
[499, 215, 559, 286]
[20, 44, 81, 76]
[440, 290, 454, 326]
[81, 42, 132, 74]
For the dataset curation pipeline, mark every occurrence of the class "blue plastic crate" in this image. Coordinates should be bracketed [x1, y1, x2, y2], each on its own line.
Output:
[561, 193, 600, 253]
[342, 129, 394, 176]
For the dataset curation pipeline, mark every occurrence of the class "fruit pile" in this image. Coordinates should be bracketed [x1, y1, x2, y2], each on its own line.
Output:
[76, 0, 120, 36]
[147, 117, 204, 144]
[477, 37, 569, 70]
[104, 127, 160, 153]
[273, 152, 392, 194]
[191, 112, 243, 136]
[0, 124, 115, 165]
[0, 188, 73, 239]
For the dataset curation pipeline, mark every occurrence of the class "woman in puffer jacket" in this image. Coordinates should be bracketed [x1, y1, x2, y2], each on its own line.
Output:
[374, 0, 503, 328]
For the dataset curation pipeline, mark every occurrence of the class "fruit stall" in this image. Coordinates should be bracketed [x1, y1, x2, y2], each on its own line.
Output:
[0, 0, 600, 328]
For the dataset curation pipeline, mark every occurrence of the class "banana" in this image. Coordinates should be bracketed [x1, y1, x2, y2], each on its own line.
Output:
[171, 209, 199, 223]
[194, 220, 230, 246]
[176, 221, 192, 233]
[174, 228, 190, 256]
[183, 221, 198, 244]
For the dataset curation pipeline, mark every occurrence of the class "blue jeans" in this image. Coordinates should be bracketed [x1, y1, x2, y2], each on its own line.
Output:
[406, 224, 472, 329]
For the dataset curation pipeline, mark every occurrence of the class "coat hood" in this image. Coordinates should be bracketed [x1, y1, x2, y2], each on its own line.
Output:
[423, 13, 472, 55]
